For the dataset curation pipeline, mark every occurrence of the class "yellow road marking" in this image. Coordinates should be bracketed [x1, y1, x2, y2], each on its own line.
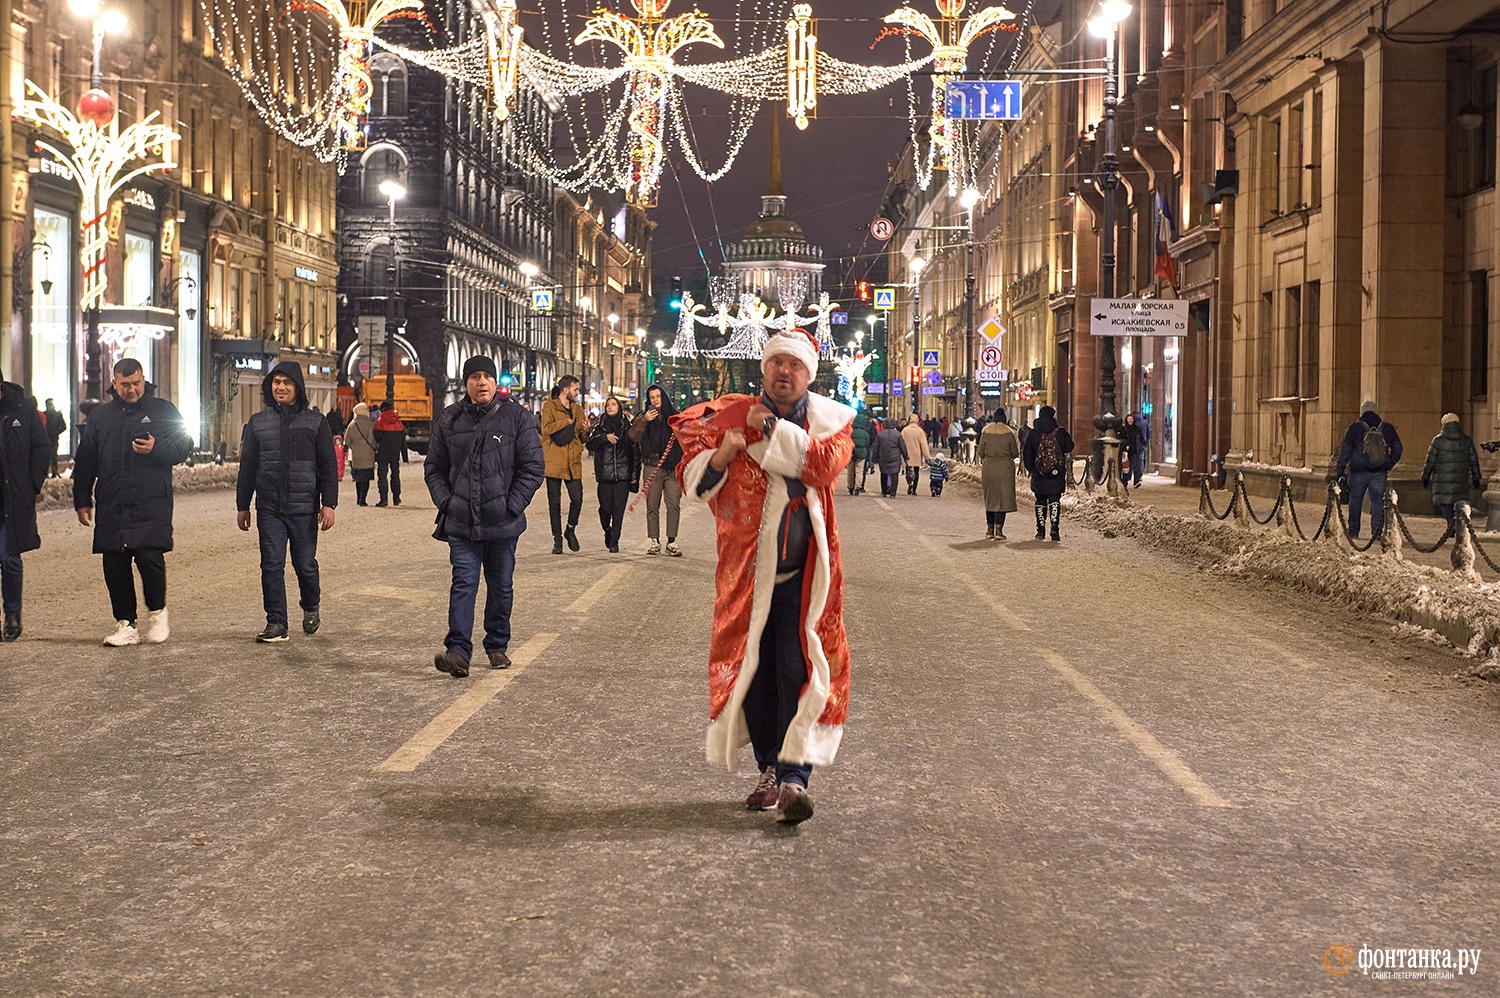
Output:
[375, 633, 559, 773]
[1041, 649, 1232, 808]
[565, 562, 634, 613]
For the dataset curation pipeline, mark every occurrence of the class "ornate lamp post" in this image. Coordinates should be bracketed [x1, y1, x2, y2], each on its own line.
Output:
[960, 186, 980, 420]
[378, 177, 406, 405]
[1088, 0, 1133, 495]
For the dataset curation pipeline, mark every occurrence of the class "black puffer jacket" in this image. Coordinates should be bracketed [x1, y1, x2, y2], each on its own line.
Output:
[424, 396, 545, 541]
[0, 381, 50, 553]
[1422, 422, 1482, 507]
[72, 384, 193, 553]
[1022, 411, 1076, 499]
[627, 384, 683, 472]
[1336, 411, 1403, 475]
[236, 361, 339, 516]
[587, 410, 638, 484]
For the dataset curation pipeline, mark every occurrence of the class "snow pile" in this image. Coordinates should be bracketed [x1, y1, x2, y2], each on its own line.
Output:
[38, 463, 242, 511]
[1059, 489, 1500, 680]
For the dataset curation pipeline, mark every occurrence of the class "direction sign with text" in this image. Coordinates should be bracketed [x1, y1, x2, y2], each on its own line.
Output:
[892, 379, 904, 396]
[945, 80, 1023, 121]
[873, 287, 895, 310]
[1088, 298, 1190, 336]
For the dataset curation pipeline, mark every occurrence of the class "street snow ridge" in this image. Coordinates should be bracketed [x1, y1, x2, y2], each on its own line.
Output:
[37, 463, 240, 512]
[1055, 489, 1500, 681]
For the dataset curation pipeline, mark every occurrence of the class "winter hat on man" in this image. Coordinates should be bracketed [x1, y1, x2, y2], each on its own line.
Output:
[462, 356, 498, 382]
[760, 328, 819, 378]
[1442, 412, 1461, 425]
[1360, 400, 1378, 415]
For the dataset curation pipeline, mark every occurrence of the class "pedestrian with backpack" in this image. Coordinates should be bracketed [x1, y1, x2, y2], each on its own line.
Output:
[1021, 405, 1074, 541]
[1335, 400, 1403, 540]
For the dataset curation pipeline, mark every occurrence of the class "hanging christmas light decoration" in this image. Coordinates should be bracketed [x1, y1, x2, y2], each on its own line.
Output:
[200, 0, 424, 162]
[834, 345, 877, 402]
[801, 291, 842, 357]
[884, 0, 1016, 187]
[15, 81, 178, 343]
[785, 3, 817, 129]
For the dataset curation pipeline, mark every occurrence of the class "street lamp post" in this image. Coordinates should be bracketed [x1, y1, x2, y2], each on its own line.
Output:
[960, 187, 981, 421]
[607, 312, 618, 396]
[378, 177, 406, 406]
[909, 255, 925, 417]
[866, 312, 885, 416]
[1089, 1, 1133, 496]
[578, 294, 592, 387]
[633, 327, 645, 400]
[519, 261, 539, 405]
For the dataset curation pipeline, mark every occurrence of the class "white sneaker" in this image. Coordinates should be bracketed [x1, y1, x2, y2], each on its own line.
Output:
[103, 620, 139, 647]
[665, 542, 683, 557]
[139, 608, 170, 644]
[646, 539, 661, 555]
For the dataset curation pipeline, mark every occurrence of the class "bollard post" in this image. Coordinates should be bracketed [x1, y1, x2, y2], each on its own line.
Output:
[1276, 477, 1298, 540]
[1327, 482, 1353, 551]
[1453, 502, 1479, 580]
[1233, 471, 1251, 528]
[1386, 490, 1404, 561]
[1199, 476, 1210, 518]
[1083, 455, 1096, 494]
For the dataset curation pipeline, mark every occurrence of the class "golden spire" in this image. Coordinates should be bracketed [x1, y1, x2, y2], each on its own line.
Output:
[767, 101, 784, 197]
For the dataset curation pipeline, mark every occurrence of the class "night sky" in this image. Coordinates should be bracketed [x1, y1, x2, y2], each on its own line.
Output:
[518, 0, 1036, 289]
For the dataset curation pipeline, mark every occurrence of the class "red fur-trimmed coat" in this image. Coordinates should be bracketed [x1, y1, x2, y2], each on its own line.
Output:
[672, 392, 854, 769]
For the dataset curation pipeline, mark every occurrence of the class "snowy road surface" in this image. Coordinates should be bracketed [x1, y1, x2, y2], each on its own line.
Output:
[2, 473, 1497, 996]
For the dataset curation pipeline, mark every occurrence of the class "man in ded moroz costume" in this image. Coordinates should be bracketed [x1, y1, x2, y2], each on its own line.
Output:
[672, 326, 854, 824]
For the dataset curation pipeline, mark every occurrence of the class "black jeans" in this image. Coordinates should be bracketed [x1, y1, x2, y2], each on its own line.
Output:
[102, 548, 166, 624]
[0, 520, 22, 615]
[547, 477, 583, 537]
[257, 511, 321, 626]
[377, 457, 401, 503]
[744, 577, 814, 789]
[597, 480, 629, 545]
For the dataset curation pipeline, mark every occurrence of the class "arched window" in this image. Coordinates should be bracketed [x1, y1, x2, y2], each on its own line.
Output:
[360, 144, 408, 206]
[368, 53, 408, 118]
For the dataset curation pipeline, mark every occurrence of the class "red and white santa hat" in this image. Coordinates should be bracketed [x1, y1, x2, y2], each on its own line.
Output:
[760, 327, 820, 378]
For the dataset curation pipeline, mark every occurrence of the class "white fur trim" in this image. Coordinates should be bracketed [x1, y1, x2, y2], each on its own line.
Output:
[681, 448, 729, 503]
[762, 330, 820, 378]
[803, 392, 855, 439]
[759, 419, 809, 479]
[777, 484, 836, 766]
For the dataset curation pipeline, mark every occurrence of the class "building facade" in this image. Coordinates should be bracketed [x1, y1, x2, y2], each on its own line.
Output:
[5, 0, 338, 455]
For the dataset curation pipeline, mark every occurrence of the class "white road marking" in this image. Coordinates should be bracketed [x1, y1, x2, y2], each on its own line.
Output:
[375, 633, 559, 773]
[343, 583, 431, 604]
[951, 566, 1032, 632]
[1041, 650, 1232, 808]
[566, 563, 634, 613]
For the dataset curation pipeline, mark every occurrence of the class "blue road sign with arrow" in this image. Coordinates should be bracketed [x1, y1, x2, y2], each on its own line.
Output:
[944, 80, 1023, 121]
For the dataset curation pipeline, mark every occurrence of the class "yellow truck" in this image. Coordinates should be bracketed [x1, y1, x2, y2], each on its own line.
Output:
[359, 374, 434, 453]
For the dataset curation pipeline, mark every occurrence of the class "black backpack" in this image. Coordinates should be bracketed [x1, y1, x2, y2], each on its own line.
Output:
[1361, 420, 1388, 467]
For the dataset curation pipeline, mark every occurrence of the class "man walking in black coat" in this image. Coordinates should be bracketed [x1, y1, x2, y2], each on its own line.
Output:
[42, 398, 66, 478]
[73, 358, 194, 646]
[1335, 400, 1403, 540]
[236, 361, 339, 643]
[424, 356, 545, 678]
[0, 370, 51, 640]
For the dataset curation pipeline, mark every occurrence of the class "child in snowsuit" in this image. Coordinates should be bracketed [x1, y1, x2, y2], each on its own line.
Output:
[926, 454, 948, 497]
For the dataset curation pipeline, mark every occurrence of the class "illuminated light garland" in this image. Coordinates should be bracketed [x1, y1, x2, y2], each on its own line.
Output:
[884, 1, 1016, 184]
[15, 81, 178, 316]
[801, 291, 842, 357]
[785, 4, 816, 129]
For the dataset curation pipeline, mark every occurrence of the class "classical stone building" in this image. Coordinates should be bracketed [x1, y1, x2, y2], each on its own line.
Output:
[722, 113, 826, 311]
[4, 0, 338, 454]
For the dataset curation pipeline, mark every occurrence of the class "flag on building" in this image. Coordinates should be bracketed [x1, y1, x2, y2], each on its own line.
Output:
[1153, 191, 1179, 292]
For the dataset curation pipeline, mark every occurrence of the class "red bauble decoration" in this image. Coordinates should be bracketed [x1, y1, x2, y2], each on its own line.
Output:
[77, 89, 116, 128]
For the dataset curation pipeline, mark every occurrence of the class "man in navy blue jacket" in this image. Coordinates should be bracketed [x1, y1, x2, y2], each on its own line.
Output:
[424, 356, 545, 678]
[1336, 400, 1404, 540]
[236, 361, 339, 643]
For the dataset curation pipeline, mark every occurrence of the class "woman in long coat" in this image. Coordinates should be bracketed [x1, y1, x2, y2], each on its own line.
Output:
[1421, 412, 1482, 525]
[344, 402, 378, 506]
[976, 408, 1019, 539]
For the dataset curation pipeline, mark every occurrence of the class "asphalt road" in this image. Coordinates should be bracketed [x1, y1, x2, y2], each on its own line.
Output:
[2, 466, 1497, 996]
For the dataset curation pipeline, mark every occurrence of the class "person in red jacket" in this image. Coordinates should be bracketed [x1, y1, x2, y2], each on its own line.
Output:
[372, 402, 406, 507]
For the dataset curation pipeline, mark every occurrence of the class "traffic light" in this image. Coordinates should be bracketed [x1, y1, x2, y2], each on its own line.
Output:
[498, 371, 515, 396]
[670, 274, 683, 310]
[857, 280, 870, 302]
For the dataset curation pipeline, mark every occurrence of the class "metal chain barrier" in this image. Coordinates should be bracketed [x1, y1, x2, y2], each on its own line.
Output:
[1238, 475, 1288, 527]
[1395, 505, 1455, 554]
[1464, 515, 1500, 575]
[1200, 475, 1237, 521]
[1285, 483, 1336, 542]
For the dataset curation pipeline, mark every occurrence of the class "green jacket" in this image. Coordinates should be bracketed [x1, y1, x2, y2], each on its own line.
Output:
[1421, 423, 1482, 506]
[851, 412, 871, 461]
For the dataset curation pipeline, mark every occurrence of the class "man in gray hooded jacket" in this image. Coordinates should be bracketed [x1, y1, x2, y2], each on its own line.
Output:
[236, 361, 339, 642]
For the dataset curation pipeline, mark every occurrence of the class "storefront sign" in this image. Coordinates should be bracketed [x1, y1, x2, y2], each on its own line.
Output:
[294, 266, 319, 282]
[124, 188, 156, 211]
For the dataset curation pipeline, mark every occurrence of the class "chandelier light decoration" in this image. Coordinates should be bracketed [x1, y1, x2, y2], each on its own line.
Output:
[833, 343, 877, 402]
[213, 0, 1024, 197]
[663, 276, 833, 362]
[884, 0, 1017, 189]
[15, 81, 178, 342]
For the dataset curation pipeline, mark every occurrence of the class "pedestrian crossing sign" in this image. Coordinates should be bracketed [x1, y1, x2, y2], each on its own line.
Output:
[531, 288, 554, 312]
[922, 350, 940, 368]
[873, 287, 895, 310]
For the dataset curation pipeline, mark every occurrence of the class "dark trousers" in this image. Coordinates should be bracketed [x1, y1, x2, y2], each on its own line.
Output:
[1128, 450, 1145, 486]
[257, 511, 320, 626]
[1347, 470, 1387, 538]
[1439, 503, 1456, 524]
[48, 441, 61, 478]
[881, 471, 899, 496]
[0, 520, 23, 615]
[445, 535, 518, 662]
[547, 477, 583, 537]
[986, 510, 1007, 530]
[744, 577, 813, 789]
[597, 480, 629, 545]
[905, 466, 920, 493]
[351, 467, 374, 504]
[377, 457, 401, 503]
[102, 548, 166, 624]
